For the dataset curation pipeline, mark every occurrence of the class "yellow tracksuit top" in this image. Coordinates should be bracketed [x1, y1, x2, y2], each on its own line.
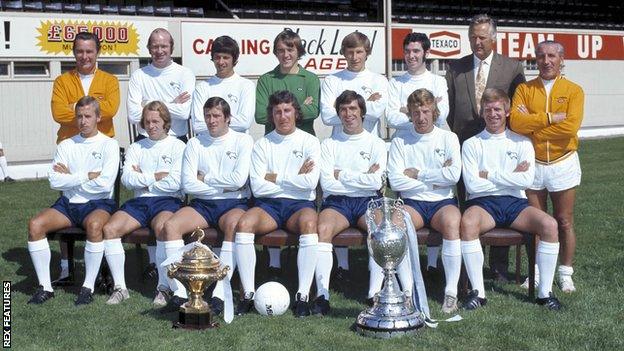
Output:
[51, 69, 120, 144]
[510, 76, 584, 163]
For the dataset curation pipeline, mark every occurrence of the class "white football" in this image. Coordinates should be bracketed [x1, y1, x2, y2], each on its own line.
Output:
[253, 281, 290, 316]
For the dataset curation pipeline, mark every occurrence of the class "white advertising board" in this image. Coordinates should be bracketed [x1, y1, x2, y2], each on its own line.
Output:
[181, 21, 386, 77]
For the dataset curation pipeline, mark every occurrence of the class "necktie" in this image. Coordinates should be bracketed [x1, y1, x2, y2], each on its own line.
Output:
[475, 60, 486, 114]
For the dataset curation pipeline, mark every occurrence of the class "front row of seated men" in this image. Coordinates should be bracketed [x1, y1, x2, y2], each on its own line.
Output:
[27, 88, 562, 315]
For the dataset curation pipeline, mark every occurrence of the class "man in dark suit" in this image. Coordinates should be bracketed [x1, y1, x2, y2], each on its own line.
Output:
[446, 14, 526, 281]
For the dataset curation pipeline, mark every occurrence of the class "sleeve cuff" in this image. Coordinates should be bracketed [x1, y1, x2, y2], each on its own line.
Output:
[275, 173, 284, 186]
[145, 173, 156, 185]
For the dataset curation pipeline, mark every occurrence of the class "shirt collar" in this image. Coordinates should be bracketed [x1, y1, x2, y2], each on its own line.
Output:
[474, 51, 494, 68]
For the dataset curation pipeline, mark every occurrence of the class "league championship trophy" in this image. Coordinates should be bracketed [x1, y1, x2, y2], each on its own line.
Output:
[168, 228, 229, 329]
[355, 197, 425, 338]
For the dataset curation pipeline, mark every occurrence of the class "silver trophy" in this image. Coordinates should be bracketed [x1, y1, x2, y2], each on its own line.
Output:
[355, 197, 425, 338]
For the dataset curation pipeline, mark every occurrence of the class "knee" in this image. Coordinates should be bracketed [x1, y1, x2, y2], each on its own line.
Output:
[28, 217, 45, 241]
[223, 217, 240, 237]
[85, 220, 104, 241]
[161, 220, 179, 241]
[102, 223, 117, 240]
[541, 217, 559, 239]
[152, 221, 166, 238]
[460, 216, 479, 241]
[300, 218, 317, 234]
[441, 219, 460, 239]
[235, 216, 255, 233]
[554, 214, 574, 233]
[317, 222, 333, 242]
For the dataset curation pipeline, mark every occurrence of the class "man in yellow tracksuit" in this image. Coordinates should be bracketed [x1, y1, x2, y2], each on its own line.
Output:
[510, 40, 584, 293]
[51, 32, 120, 144]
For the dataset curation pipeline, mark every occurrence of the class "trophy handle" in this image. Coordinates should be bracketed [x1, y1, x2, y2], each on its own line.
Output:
[191, 227, 205, 243]
[167, 263, 179, 279]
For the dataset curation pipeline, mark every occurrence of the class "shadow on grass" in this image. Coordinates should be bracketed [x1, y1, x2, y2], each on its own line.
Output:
[140, 305, 180, 322]
[488, 281, 535, 304]
[3, 247, 49, 294]
[328, 306, 364, 318]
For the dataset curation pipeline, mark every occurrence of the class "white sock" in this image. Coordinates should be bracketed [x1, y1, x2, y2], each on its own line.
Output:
[147, 245, 156, 265]
[155, 241, 168, 290]
[537, 241, 560, 298]
[461, 239, 485, 298]
[442, 239, 461, 297]
[28, 239, 53, 292]
[235, 232, 256, 295]
[83, 241, 105, 291]
[0, 156, 8, 178]
[104, 239, 126, 290]
[268, 247, 281, 268]
[315, 242, 333, 300]
[534, 263, 541, 282]
[59, 259, 69, 278]
[165, 240, 187, 299]
[213, 241, 235, 300]
[335, 246, 349, 270]
[558, 264, 573, 277]
[397, 250, 413, 293]
[296, 234, 318, 299]
[427, 246, 440, 268]
[367, 256, 384, 299]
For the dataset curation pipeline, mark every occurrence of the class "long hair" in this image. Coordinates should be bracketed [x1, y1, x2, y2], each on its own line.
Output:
[140, 101, 171, 132]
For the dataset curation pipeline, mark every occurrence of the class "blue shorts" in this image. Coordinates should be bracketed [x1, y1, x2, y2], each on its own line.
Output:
[51, 196, 116, 227]
[189, 198, 248, 227]
[466, 196, 529, 227]
[255, 198, 315, 228]
[120, 196, 182, 227]
[403, 198, 458, 227]
[321, 195, 376, 227]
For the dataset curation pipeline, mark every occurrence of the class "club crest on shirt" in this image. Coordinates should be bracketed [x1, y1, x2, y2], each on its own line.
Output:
[91, 151, 102, 159]
[506, 151, 519, 160]
[359, 151, 371, 160]
[556, 97, 568, 104]
[161, 155, 172, 164]
[226, 151, 238, 159]
[169, 82, 181, 92]
[434, 148, 445, 157]
[292, 150, 303, 158]
[361, 86, 373, 95]
[227, 94, 238, 103]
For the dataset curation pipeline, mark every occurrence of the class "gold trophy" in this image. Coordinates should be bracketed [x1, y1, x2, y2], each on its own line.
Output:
[167, 228, 229, 329]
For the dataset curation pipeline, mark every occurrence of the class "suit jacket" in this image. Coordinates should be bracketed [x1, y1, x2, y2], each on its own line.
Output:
[446, 53, 525, 143]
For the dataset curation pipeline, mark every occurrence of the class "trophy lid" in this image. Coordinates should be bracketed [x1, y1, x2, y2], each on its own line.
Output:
[176, 229, 221, 270]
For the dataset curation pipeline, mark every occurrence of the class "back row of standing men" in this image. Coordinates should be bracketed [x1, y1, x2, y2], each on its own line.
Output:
[31, 14, 582, 316]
